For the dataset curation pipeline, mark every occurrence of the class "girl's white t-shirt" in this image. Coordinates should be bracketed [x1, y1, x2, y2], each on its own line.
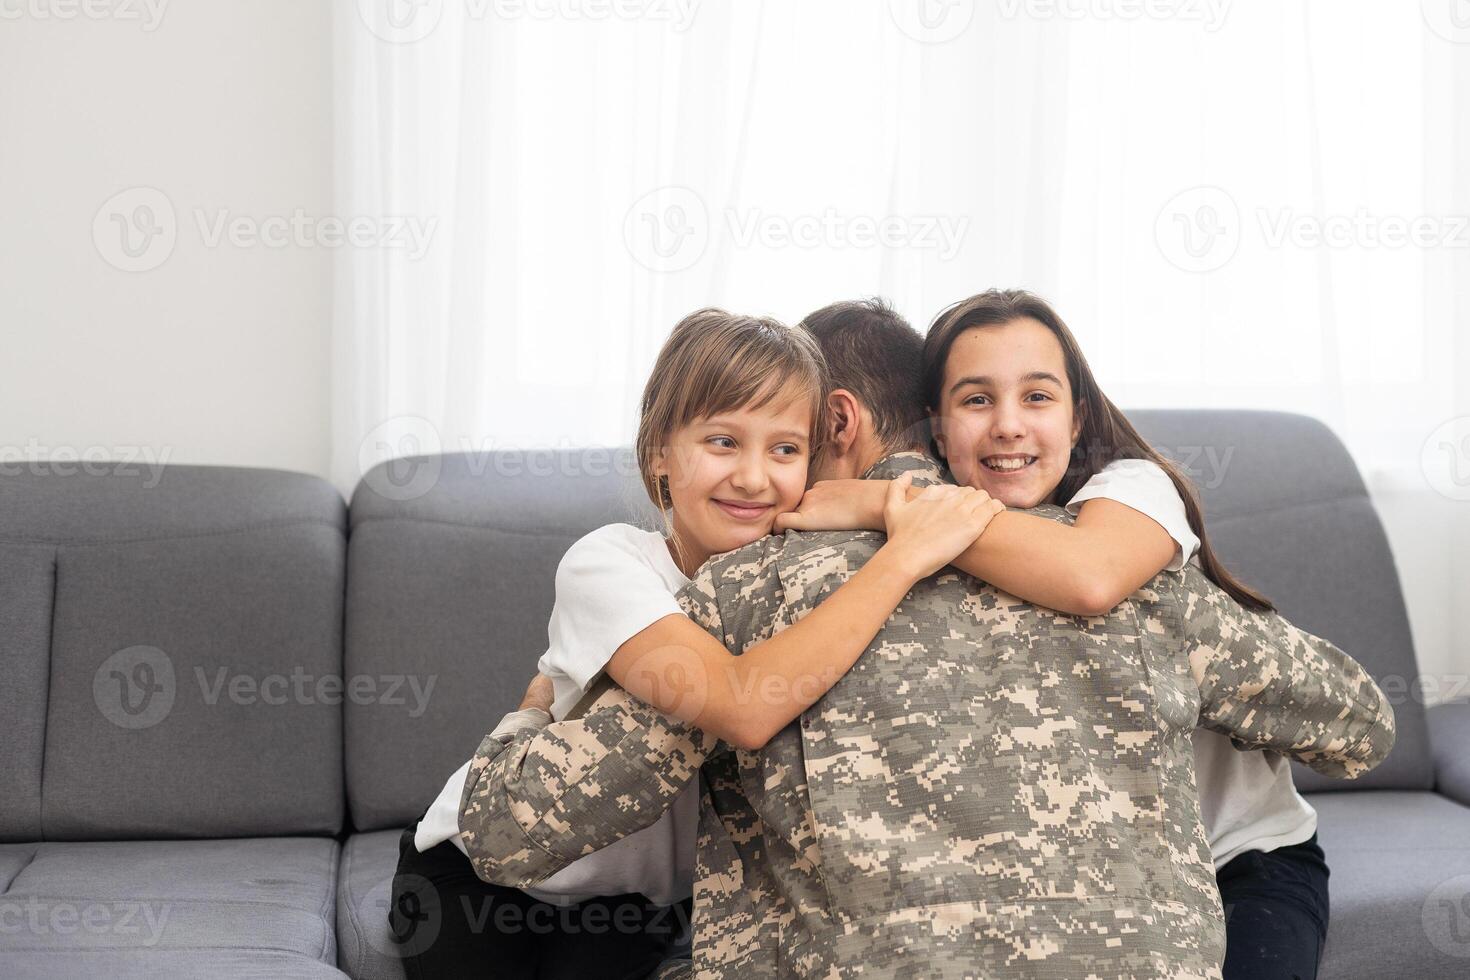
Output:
[415, 456, 1309, 900]
[413, 523, 697, 907]
[1066, 458, 1317, 868]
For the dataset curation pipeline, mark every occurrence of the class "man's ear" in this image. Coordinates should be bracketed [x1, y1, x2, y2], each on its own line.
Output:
[827, 389, 862, 455]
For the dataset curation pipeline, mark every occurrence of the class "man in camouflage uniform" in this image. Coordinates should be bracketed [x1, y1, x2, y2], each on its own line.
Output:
[457, 316, 1395, 979]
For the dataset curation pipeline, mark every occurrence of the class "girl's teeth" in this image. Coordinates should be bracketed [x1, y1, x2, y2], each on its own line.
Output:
[985, 457, 1033, 472]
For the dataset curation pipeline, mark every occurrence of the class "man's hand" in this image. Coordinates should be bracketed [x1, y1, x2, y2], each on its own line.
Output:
[517, 672, 555, 713]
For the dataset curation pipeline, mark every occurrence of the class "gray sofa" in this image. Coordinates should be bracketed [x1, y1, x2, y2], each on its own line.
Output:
[1, 409, 1467, 979]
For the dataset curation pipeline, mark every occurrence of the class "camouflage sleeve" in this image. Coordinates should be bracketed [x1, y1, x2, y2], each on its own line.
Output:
[1181, 570, 1396, 780]
[458, 676, 717, 888]
[646, 957, 693, 979]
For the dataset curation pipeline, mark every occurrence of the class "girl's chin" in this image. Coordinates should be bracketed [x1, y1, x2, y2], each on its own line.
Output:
[972, 480, 1044, 509]
[714, 526, 771, 553]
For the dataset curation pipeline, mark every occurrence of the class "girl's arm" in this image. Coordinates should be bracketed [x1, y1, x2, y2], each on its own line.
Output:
[604, 476, 1003, 751]
[949, 502, 1177, 616]
[777, 478, 1176, 617]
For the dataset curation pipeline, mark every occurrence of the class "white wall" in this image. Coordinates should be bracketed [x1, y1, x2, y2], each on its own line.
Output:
[0, 0, 333, 482]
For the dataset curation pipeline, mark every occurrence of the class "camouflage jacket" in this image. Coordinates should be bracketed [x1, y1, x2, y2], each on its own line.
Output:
[459, 452, 1395, 980]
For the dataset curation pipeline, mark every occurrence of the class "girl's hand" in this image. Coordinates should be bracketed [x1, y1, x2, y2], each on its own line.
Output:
[880, 472, 1005, 580]
[517, 672, 555, 713]
[774, 479, 886, 533]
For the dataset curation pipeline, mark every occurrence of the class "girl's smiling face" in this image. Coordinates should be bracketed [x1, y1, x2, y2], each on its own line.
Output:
[654, 392, 812, 573]
[932, 318, 1082, 508]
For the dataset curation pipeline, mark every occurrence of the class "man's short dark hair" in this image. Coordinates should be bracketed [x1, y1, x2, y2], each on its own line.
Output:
[798, 298, 927, 453]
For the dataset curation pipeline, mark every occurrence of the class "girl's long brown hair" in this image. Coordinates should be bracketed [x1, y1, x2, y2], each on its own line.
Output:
[922, 289, 1273, 611]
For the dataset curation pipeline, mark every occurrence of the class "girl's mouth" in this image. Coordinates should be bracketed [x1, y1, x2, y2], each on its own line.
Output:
[713, 498, 773, 521]
[981, 455, 1037, 474]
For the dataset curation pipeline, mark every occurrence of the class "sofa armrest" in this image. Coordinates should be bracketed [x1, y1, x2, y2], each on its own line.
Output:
[1429, 700, 1470, 806]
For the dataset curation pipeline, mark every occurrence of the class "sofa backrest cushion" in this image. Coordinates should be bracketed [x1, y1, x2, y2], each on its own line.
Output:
[0, 463, 347, 841]
[344, 450, 655, 832]
[1130, 410, 1429, 792]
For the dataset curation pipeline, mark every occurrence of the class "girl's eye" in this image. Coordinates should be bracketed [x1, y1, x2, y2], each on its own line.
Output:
[708, 436, 736, 450]
[773, 444, 800, 457]
[963, 394, 989, 407]
[1026, 391, 1053, 403]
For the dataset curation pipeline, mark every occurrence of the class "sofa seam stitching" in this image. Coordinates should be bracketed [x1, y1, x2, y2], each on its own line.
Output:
[0, 847, 39, 895]
[350, 514, 645, 538]
[320, 836, 340, 963]
[0, 518, 346, 547]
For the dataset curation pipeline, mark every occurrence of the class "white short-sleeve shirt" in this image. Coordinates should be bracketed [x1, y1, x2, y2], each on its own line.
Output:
[414, 523, 698, 906]
[1066, 457, 1199, 572]
[1070, 459, 1316, 867]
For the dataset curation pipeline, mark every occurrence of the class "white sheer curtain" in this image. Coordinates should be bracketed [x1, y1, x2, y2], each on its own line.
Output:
[334, 0, 1469, 689]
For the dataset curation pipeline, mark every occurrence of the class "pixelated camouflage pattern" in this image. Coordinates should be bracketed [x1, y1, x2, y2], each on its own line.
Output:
[458, 680, 717, 889]
[459, 450, 1394, 979]
[648, 957, 693, 979]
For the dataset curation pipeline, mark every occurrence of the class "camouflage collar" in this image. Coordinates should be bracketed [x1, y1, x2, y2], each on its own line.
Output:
[860, 451, 948, 483]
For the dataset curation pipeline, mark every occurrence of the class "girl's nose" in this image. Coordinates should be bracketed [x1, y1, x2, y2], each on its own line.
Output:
[731, 452, 770, 494]
[990, 402, 1026, 441]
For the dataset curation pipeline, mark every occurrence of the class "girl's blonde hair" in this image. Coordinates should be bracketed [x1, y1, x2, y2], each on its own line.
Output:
[635, 308, 829, 557]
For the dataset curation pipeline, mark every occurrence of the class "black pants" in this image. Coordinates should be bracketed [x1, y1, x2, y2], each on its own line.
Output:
[1218, 835, 1330, 980]
[389, 822, 692, 980]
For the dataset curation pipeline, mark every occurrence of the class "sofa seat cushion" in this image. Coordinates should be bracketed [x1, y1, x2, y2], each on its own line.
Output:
[0, 837, 339, 969]
[335, 830, 410, 980]
[1312, 791, 1470, 979]
[0, 948, 348, 979]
